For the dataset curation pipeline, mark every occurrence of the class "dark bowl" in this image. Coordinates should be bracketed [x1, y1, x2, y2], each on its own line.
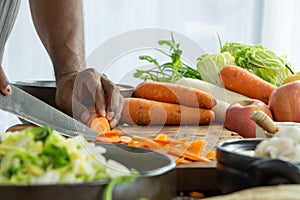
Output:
[12, 80, 135, 108]
[216, 138, 300, 194]
[0, 142, 176, 200]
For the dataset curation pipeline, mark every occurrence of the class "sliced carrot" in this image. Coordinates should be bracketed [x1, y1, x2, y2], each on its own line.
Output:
[219, 65, 277, 104]
[90, 117, 111, 134]
[104, 130, 121, 137]
[154, 133, 168, 140]
[95, 135, 120, 143]
[164, 143, 211, 162]
[187, 140, 206, 155]
[132, 136, 162, 151]
[119, 136, 132, 144]
[204, 151, 216, 159]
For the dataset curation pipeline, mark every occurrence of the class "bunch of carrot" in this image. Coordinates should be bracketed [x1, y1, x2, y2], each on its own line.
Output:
[119, 81, 217, 126]
[90, 117, 215, 165]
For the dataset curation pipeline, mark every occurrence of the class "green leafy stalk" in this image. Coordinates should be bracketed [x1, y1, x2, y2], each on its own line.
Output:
[134, 32, 202, 83]
[103, 172, 139, 200]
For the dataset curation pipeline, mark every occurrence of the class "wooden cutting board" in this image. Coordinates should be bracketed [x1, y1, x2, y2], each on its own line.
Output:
[118, 123, 242, 194]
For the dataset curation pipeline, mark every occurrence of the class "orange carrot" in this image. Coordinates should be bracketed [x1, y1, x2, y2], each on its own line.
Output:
[95, 135, 120, 143]
[132, 136, 162, 150]
[120, 97, 215, 126]
[90, 117, 111, 133]
[219, 65, 277, 104]
[134, 81, 216, 109]
[164, 143, 211, 162]
[119, 135, 132, 144]
[104, 130, 121, 137]
[187, 140, 206, 155]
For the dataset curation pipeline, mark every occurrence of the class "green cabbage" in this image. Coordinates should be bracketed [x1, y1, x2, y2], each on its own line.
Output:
[221, 42, 294, 86]
[196, 52, 235, 86]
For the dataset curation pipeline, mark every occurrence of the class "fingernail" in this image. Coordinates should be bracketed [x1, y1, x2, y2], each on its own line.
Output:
[110, 119, 118, 128]
[81, 112, 90, 123]
[107, 111, 114, 120]
[2, 85, 11, 95]
[100, 109, 106, 117]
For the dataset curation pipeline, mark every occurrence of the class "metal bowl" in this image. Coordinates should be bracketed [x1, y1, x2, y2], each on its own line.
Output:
[0, 143, 176, 200]
[13, 80, 135, 108]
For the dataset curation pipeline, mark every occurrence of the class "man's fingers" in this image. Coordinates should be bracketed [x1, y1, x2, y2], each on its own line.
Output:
[0, 66, 11, 96]
[72, 97, 91, 123]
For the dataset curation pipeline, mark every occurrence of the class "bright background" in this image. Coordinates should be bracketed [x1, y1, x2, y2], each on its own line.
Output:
[1, 0, 299, 132]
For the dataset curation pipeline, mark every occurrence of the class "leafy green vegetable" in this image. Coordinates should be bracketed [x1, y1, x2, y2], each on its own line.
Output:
[197, 52, 235, 86]
[0, 126, 136, 185]
[220, 42, 294, 86]
[42, 144, 70, 168]
[103, 172, 139, 200]
[134, 33, 202, 83]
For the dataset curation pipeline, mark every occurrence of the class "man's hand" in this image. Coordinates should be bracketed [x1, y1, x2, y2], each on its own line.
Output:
[0, 65, 11, 96]
[55, 68, 124, 128]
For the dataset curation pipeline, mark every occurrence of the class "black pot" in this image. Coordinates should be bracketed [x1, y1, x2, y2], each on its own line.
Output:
[13, 80, 135, 109]
[0, 143, 176, 200]
[216, 138, 300, 194]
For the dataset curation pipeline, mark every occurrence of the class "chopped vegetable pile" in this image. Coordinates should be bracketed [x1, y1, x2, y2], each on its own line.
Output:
[90, 117, 215, 165]
[0, 126, 133, 185]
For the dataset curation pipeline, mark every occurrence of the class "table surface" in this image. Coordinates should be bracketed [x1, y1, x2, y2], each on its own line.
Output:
[118, 123, 242, 194]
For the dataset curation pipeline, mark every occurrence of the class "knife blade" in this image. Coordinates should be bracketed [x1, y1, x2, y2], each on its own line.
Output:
[0, 85, 99, 140]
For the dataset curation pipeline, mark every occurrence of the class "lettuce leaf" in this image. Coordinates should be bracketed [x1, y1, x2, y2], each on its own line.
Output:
[221, 42, 294, 86]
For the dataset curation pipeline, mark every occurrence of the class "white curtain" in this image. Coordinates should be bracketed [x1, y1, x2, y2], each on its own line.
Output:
[2, 0, 290, 132]
[261, 0, 300, 70]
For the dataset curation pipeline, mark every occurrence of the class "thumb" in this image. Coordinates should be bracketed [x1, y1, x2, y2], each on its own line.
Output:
[0, 66, 11, 96]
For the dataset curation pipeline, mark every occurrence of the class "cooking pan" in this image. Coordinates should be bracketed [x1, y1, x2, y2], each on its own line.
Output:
[13, 80, 135, 108]
[0, 85, 176, 199]
[216, 138, 300, 194]
[0, 142, 176, 200]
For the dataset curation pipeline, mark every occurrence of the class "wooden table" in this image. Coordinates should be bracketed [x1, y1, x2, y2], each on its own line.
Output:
[118, 123, 242, 195]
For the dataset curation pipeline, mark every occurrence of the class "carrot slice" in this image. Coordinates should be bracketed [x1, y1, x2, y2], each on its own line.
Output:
[96, 135, 120, 143]
[187, 140, 206, 155]
[154, 133, 168, 140]
[104, 130, 121, 137]
[204, 151, 216, 159]
[132, 136, 162, 151]
[90, 117, 111, 134]
[119, 136, 132, 144]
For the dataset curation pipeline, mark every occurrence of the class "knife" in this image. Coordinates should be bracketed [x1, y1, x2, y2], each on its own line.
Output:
[0, 85, 99, 141]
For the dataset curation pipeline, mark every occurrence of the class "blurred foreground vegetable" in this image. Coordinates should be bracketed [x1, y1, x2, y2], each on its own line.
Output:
[134, 33, 202, 83]
[0, 126, 135, 186]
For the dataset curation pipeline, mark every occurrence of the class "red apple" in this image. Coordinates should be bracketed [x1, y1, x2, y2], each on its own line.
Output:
[225, 99, 272, 138]
[269, 80, 300, 122]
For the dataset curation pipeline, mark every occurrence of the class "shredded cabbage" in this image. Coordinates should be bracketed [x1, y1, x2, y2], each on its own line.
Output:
[0, 126, 133, 185]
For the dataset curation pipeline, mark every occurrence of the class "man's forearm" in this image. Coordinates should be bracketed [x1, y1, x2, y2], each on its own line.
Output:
[29, 0, 85, 81]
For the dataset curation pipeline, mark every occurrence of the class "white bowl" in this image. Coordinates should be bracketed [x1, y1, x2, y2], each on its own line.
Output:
[256, 122, 300, 138]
